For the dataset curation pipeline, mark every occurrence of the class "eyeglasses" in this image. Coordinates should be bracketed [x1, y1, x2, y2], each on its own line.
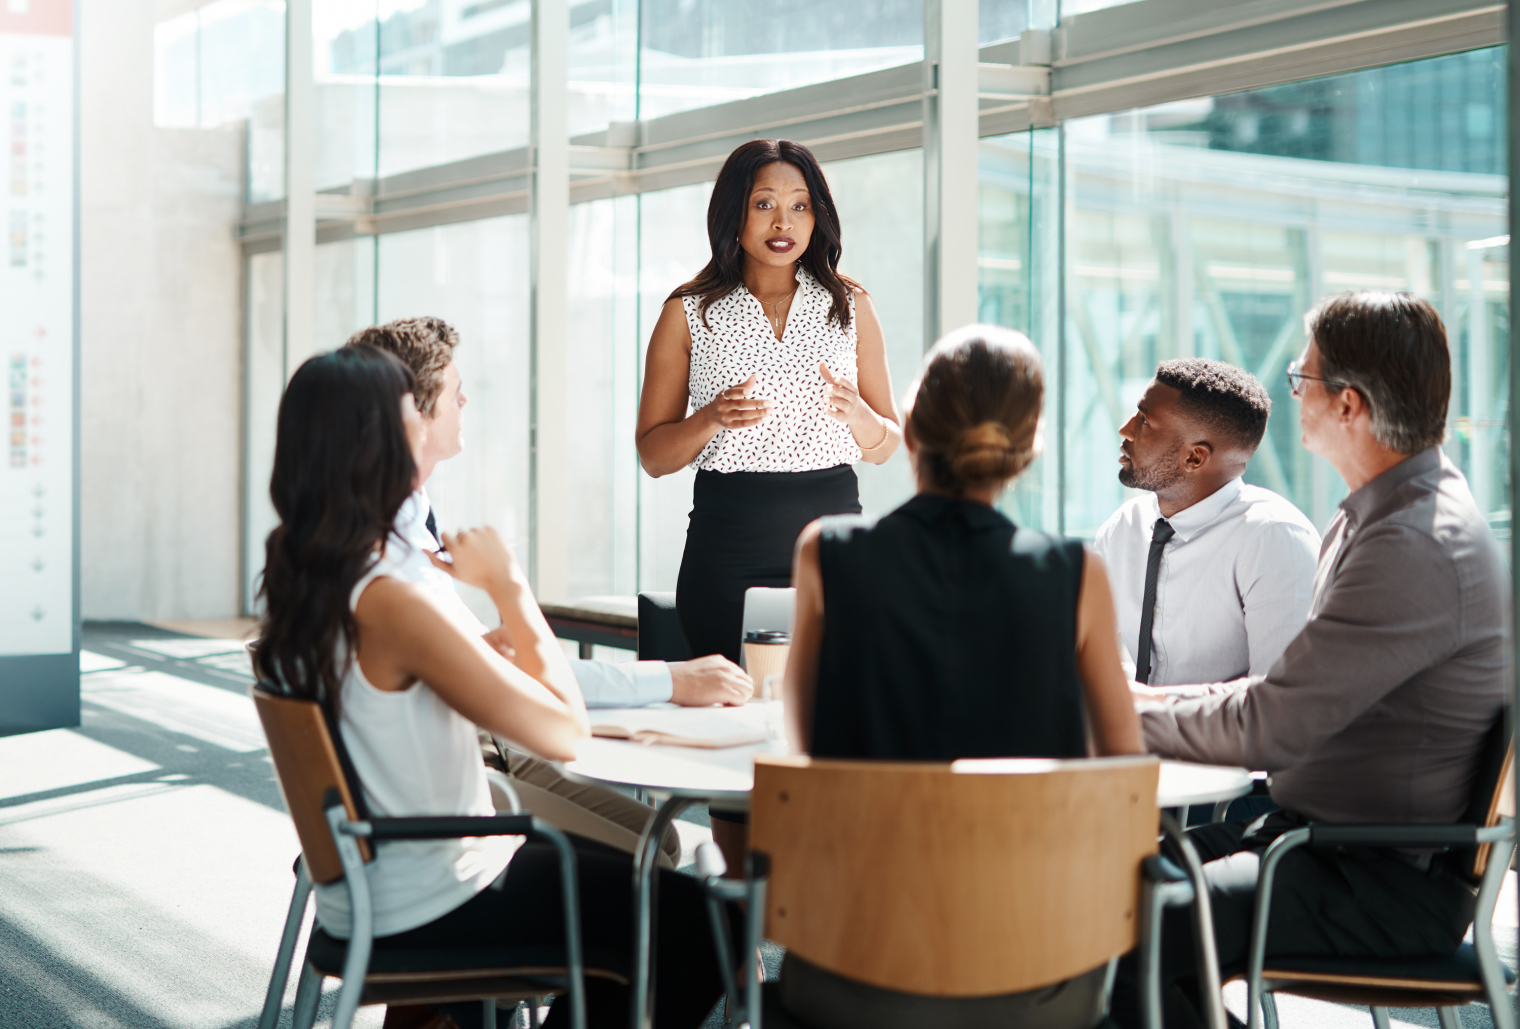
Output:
[1285, 360, 1353, 398]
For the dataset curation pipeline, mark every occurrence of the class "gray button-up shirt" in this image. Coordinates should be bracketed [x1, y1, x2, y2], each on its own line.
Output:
[1141, 447, 1508, 825]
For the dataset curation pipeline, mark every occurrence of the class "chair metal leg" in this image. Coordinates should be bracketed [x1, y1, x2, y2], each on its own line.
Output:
[529, 998, 542, 1028]
[1261, 991, 1279, 1029]
[1160, 810, 1229, 1029]
[330, 943, 369, 1029]
[743, 865, 767, 1029]
[535, 821, 587, 1029]
[290, 960, 323, 1029]
[483, 998, 497, 1028]
[259, 859, 312, 1029]
[1437, 1006, 1464, 1029]
[1140, 879, 1166, 1029]
[328, 806, 375, 1029]
[1473, 836, 1516, 1029]
[631, 796, 692, 1029]
[1244, 828, 1312, 1029]
[1370, 1006, 1391, 1029]
[1139, 856, 1196, 1029]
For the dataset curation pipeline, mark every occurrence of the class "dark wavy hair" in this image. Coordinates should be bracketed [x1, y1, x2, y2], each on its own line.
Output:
[252, 345, 417, 716]
[670, 138, 858, 331]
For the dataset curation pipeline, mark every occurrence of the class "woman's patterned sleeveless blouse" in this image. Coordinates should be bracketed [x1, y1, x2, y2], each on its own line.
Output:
[685, 266, 861, 473]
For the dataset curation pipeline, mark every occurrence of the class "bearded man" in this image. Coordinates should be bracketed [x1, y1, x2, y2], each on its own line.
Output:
[1093, 358, 1320, 687]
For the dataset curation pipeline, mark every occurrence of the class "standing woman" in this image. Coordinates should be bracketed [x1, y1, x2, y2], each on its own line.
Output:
[636, 138, 901, 663]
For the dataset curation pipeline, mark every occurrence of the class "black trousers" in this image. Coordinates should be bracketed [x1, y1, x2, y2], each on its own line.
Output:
[677, 466, 860, 664]
[374, 836, 739, 1029]
[1111, 813, 1478, 1029]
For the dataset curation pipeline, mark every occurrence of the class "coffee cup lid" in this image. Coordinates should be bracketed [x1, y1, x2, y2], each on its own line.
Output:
[744, 630, 790, 644]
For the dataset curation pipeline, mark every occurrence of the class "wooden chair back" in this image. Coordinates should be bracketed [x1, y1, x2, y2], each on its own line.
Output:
[749, 753, 1160, 998]
[252, 683, 371, 884]
[1469, 708, 1514, 878]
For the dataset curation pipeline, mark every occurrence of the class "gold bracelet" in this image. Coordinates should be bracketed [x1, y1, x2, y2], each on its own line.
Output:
[858, 422, 890, 453]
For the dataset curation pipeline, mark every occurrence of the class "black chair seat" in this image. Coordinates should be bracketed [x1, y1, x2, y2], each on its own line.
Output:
[1263, 943, 1514, 987]
[307, 927, 631, 985]
[755, 982, 810, 1029]
[637, 591, 692, 662]
[753, 980, 1126, 1029]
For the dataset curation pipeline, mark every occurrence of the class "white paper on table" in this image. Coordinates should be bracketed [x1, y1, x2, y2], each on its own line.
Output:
[590, 704, 768, 749]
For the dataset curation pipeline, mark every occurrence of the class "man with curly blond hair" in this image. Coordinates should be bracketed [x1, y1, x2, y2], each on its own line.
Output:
[345, 317, 751, 866]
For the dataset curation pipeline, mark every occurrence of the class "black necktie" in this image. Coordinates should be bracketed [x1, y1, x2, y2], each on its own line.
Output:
[424, 509, 440, 547]
[1135, 517, 1176, 685]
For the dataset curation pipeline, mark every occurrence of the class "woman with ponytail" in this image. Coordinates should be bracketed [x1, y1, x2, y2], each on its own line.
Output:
[783, 324, 1144, 761]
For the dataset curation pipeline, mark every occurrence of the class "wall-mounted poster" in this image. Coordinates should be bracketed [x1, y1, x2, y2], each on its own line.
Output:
[0, 0, 77, 733]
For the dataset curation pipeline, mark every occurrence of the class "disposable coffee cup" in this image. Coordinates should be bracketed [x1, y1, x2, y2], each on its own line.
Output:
[742, 629, 791, 692]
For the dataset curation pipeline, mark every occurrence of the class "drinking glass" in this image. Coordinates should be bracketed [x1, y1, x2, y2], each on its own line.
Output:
[761, 674, 787, 752]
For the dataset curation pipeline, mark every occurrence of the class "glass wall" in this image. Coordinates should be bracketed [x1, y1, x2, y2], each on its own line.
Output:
[1054, 47, 1509, 539]
[153, 0, 287, 200]
[321, 2, 537, 182]
[376, 217, 533, 623]
[232, 5, 1512, 610]
[631, 0, 1038, 122]
[242, 238, 376, 611]
[823, 148, 924, 521]
[979, 127, 1060, 531]
[567, 194, 640, 599]
[635, 1, 923, 120]
[634, 181, 710, 593]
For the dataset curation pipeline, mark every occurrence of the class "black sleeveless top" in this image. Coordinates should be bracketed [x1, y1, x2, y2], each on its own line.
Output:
[810, 494, 1088, 761]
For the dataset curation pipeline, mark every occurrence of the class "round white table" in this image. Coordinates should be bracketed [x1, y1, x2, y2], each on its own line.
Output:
[565, 734, 1252, 809]
[561, 720, 1253, 1029]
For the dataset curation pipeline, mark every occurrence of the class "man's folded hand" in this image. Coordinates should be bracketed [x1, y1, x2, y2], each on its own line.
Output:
[669, 654, 754, 706]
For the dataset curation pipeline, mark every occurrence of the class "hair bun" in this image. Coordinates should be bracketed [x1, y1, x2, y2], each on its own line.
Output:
[947, 421, 1018, 488]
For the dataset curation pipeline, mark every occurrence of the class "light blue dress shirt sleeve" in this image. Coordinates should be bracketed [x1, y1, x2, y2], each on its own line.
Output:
[569, 658, 674, 708]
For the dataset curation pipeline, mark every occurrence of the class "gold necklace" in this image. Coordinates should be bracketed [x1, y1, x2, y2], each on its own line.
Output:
[752, 284, 799, 336]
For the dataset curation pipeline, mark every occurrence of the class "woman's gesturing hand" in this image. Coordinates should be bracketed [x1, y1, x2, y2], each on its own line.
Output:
[822, 361, 891, 455]
[429, 527, 524, 599]
[707, 372, 774, 430]
[821, 361, 876, 428]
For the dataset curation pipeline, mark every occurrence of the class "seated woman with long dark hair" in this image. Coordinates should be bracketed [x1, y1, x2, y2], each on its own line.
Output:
[252, 344, 730, 1029]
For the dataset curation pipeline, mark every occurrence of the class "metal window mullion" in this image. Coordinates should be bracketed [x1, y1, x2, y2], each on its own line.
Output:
[1505, 0, 1520, 961]
[1056, 121, 1068, 537]
[282, 0, 315, 382]
[530, 0, 570, 600]
[923, 0, 979, 345]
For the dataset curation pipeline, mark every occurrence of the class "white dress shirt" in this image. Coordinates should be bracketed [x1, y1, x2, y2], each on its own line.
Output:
[391, 490, 673, 707]
[1091, 477, 1321, 686]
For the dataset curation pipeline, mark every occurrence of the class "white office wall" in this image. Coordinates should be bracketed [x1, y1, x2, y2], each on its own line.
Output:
[79, 0, 244, 620]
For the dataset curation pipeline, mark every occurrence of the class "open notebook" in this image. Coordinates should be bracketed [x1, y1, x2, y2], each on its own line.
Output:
[590, 704, 768, 749]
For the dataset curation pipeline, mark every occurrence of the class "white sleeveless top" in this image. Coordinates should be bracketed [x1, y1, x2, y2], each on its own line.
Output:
[312, 551, 518, 939]
[685, 266, 861, 473]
